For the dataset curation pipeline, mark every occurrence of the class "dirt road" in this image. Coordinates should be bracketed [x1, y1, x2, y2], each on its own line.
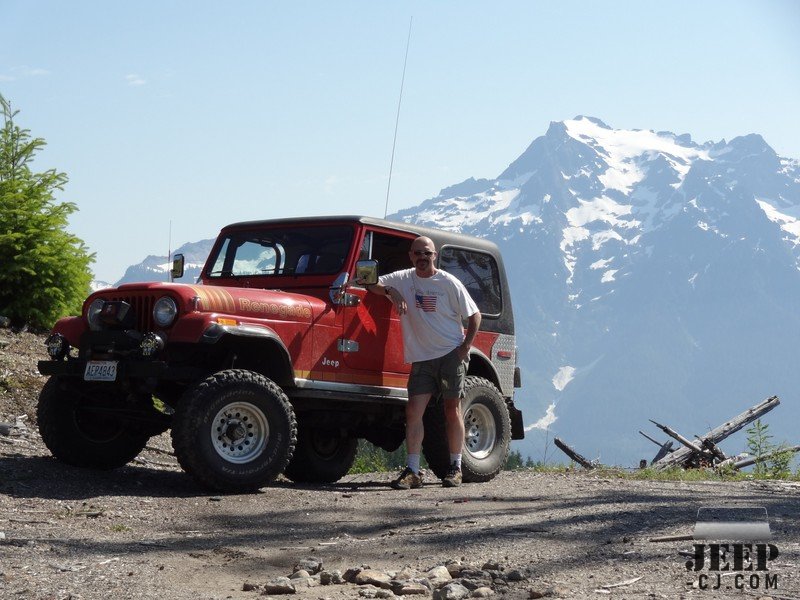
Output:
[1, 331, 798, 599]
[2, 427, 799, 600]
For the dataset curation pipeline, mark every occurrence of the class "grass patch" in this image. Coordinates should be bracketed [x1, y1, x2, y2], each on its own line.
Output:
[516, 464, 800, 482]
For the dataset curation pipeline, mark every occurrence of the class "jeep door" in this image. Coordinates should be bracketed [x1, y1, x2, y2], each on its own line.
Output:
[339, 229, 412, 385]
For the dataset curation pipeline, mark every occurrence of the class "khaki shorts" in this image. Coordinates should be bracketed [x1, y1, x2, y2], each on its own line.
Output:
[407, 348, 469, 399]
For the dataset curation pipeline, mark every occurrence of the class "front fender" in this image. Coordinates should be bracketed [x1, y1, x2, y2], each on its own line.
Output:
[51, 316, 88, 348]
[201, 321, 289, 353]
[201, 321, 294, 387]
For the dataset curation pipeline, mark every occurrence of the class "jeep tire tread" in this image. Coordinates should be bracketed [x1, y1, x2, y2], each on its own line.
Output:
[283, 421, 358, 483]
[422, 376, 511, 483]
[171, 369, 297, 492]
[37, 377, 150, 469]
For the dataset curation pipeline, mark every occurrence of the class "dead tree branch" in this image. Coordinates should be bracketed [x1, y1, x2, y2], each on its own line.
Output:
[554, 437, 595, 469]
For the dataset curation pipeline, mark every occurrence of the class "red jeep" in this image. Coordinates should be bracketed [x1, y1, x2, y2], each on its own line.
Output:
[38, 216, 523, 491]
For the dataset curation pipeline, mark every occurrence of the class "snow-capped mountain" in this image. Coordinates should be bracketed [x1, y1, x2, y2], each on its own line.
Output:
[113, 238, 215, 286]
[392, 116, 800, 465]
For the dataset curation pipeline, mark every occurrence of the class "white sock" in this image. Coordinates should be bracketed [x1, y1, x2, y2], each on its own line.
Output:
[450, 453, 462, 469]
[407, 454, 421, 473]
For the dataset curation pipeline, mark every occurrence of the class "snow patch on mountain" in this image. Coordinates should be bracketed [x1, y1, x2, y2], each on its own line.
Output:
[601, 270, 618, 283]
[414, 188, 522, 231]
[564, 117, 711, 192]
[757, 199, 800, 247]
[552, 366, 576, 391]
[525, 402, 557, 432]
[90, 280, 114, 292]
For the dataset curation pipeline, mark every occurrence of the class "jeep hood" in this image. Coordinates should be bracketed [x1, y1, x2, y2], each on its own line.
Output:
[95, 282, 323, 323]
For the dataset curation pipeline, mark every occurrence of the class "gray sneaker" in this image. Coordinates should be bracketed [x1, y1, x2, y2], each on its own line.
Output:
[391, 467, 424, 490]
[442, 464, 462, 487]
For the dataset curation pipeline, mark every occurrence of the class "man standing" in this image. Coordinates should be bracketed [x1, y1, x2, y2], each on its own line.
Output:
[365, 236, 481, 488]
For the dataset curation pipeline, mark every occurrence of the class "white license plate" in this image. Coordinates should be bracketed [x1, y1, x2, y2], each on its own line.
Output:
[84, 361, 118, 382]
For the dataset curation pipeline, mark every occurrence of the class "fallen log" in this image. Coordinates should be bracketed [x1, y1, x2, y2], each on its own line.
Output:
[649, 420, 711, 458]
[554, 437, 595, 469]
[638, 430, 674, 464]
[700, 438, 727, 462]
[717, 445, 800, 471]
[653, 396, 780, 470]
[651, 440, 675, 464]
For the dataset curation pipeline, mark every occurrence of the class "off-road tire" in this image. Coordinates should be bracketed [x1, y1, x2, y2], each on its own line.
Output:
[171, 369, 297, 492]
[422, 376, 511, 482]
[283, 420, 358, 483]
[37, 377, 150, 469]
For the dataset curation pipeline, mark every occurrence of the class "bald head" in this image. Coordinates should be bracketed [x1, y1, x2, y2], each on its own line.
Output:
[409, 236, 437, 277]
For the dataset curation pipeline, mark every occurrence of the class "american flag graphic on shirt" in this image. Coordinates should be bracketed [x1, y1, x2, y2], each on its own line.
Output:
[415, 293, 437, 312]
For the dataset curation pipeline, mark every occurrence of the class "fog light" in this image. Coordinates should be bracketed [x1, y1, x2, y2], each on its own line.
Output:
[139, 332, 165, 357]
[45, 334, 69, 360]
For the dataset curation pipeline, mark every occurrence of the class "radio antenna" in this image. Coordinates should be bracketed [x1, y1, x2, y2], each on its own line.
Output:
[384, 16, 413, 219]
[167, 219, 172, 283]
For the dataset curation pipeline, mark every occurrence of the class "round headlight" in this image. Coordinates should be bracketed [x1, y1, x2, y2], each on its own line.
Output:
[87, 298, 105, 331]
[153, 296, 178, 328]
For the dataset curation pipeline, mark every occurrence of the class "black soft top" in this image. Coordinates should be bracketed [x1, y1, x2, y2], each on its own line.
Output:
[220, 215, 500, 257]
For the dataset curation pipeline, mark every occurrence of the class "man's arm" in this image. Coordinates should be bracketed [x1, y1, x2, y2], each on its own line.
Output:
[457, 311, 481, 361]
[365, 282, 407, 315]
[364, 282, 389, 296]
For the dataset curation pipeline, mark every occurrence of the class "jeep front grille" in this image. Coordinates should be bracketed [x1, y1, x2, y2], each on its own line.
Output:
[103, 293, 157, 331]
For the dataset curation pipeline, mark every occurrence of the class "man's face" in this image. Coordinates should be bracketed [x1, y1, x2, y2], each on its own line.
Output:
[409, 238, 437, 275]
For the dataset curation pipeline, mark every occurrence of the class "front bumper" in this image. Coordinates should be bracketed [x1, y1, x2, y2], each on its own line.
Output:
[38, 359, 202, 382]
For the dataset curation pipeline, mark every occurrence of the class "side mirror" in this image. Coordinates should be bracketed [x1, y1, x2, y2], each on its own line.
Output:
[355, 259, 379, 286]
[170, 254, 185, 281]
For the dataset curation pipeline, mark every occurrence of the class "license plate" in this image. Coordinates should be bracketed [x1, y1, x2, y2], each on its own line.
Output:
[84, 361, 118, 382]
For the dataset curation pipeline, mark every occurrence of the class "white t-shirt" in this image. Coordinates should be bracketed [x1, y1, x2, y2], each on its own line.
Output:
[379, 268, 479, 363]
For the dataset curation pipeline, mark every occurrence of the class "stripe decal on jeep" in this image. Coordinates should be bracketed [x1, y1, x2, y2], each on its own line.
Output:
[189, 286, 235, 313]
[294, 369, 408, 388]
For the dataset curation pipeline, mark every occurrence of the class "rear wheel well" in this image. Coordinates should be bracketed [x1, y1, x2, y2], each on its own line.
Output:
[466, 353, 500, 391]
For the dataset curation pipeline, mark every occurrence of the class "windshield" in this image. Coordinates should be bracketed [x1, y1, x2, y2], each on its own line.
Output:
[206, 225, 354, 278]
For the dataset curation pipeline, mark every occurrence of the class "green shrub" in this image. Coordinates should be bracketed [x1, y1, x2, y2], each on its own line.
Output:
[349, 440, 408, 474]
[0, 94, 94, 329]
[745, 419, 793, 479]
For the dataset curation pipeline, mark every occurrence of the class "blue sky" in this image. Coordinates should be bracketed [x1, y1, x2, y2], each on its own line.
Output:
[3, 1, 799, 282]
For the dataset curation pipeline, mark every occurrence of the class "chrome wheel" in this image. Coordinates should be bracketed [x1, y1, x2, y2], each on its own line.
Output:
[464, 402, 496, 459]
[211, 401, 268, 464]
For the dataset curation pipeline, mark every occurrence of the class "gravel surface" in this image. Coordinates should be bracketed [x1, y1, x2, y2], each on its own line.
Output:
[2, 330, 798, 599]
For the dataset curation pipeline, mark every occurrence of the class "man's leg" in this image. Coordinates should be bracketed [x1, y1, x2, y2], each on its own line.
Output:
[440, 346, 467, 487]
[443, 395, 465, 457]
[390, 392, 432, 489]
[442, 395, 465, 487]
[405, 393, 433, 456]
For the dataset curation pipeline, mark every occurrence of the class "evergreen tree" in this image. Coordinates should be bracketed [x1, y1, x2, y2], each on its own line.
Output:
[0, 94, 94, 328]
